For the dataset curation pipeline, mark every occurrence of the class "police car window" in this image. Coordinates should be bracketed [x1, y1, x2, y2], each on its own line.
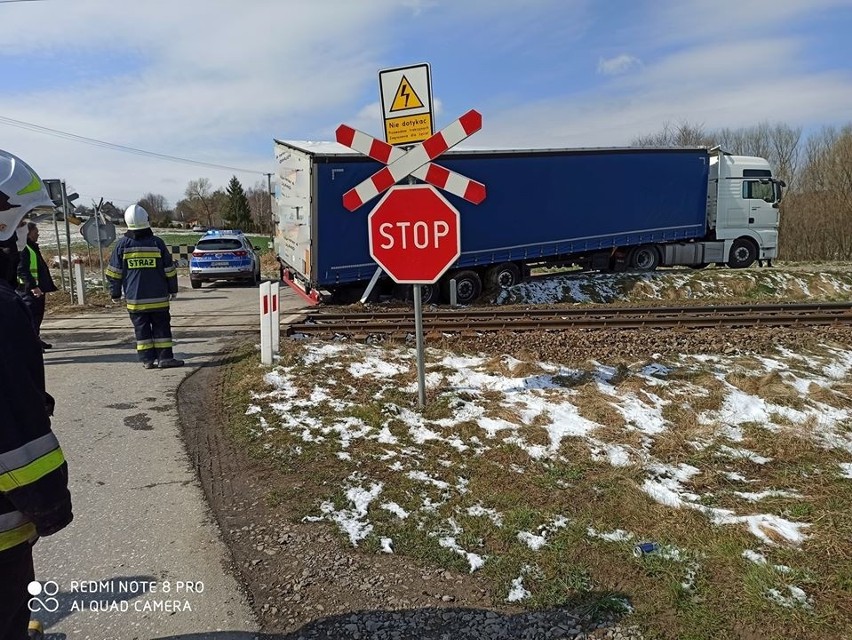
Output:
[197, 238, 243, 251]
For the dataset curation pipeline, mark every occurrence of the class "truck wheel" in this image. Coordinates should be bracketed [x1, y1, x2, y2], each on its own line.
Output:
[420, 283, 440, 305]
[486, 262, 522, 290]
[727, 238, 757, 269]
[393, 283, 440, 305]
[190, 279, 201, 289]
[629, 245, 660, 271]
[443, 270, 482, 305]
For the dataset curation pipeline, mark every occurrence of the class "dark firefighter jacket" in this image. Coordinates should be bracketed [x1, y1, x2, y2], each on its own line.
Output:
[16, 239, 57, 295]
[0, 278, 73, 562]
[105, 229, 178, 312]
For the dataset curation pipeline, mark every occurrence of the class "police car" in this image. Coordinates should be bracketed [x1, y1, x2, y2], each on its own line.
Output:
[189, 229, 261, 288]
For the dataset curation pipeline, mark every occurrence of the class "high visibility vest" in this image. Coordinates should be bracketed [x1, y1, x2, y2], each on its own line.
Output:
[17, 245, 38, 287]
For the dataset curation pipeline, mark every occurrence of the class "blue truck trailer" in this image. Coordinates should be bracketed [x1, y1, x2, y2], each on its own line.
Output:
[273, 142, 783, 304]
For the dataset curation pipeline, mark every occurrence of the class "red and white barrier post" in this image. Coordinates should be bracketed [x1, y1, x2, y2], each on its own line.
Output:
[259, 281, 273, 364]
[259, 281, 281, 364]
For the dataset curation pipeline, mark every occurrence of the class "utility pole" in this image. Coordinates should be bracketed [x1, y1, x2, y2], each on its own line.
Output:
[265, 172, 273, 236]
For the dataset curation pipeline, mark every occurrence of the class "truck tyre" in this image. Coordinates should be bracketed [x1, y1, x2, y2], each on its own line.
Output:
[393, 283, 440, 305]
[443, 270, 482, 305]
[727, 238, 757, 269]
[629, 245, 660, 271]
[486, 262, 522, 290]
[190, 279, 201, 289]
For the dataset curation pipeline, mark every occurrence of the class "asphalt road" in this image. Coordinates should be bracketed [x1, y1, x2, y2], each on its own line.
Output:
[33, 280, 311, 640]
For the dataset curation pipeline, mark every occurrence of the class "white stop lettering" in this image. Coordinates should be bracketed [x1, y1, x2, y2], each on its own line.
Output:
[378, 220, 451, 250]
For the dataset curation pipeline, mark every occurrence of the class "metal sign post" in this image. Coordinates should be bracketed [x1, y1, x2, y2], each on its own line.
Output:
[51, 207, 66, 291]
[412, 284, 426, 407]
[60, 181, 75, 303]
[94, 198, 106, 291]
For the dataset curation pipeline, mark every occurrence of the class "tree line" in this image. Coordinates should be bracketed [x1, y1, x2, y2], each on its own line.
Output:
[631, 121, 852, 261]
[73, 176, 272, 234]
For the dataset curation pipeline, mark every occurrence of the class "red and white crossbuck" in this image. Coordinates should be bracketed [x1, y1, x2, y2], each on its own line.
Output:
[336, 109, 486, 211]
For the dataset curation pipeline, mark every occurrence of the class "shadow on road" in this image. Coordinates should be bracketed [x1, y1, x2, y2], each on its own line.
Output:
[149, 597, 627, 639]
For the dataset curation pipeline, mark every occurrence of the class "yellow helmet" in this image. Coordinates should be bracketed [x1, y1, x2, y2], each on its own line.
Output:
[0, 149, 55, 241]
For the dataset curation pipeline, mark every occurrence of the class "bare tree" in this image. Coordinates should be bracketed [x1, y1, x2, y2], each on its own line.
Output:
[184, 178, 216, 227]
[780, 125, 852, 260]
[246, 181, 272, 234]
[631, 120, 715, 147]
[137, 192, 172, 225]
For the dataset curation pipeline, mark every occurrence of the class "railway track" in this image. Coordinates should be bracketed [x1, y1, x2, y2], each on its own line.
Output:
[288, 302, 852, 336]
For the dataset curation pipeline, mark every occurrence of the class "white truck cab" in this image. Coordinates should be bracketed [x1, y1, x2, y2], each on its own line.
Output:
[707, 148, 784, 265]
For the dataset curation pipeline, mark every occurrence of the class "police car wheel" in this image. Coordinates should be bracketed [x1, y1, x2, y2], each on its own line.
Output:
[190, 279, 201, 289]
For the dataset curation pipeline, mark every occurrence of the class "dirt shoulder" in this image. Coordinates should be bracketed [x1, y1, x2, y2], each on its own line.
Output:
[176, 346, 632, 640]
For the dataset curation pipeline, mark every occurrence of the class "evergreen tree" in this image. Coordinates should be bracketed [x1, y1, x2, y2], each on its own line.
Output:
[224, 176, 253, 231]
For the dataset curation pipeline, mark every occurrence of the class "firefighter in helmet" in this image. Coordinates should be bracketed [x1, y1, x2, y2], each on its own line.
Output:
[0, 148, 73, 640]
[105, 205, 184, 369]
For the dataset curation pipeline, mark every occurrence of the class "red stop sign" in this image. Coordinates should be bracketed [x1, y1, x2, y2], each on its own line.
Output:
[368, 185, 460, 284]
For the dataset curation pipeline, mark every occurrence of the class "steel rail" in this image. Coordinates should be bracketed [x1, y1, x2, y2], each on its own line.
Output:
[305, 302, 852, 323]
[288, 308, 852, 335]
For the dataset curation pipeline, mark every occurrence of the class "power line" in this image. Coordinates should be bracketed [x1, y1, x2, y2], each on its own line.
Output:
[0, 114, 268, 176]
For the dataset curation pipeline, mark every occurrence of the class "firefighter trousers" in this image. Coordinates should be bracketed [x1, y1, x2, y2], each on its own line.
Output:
[129, 310, 175, 363]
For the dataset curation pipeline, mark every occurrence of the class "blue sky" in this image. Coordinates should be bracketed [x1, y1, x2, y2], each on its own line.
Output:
[1, 0, 851, 208]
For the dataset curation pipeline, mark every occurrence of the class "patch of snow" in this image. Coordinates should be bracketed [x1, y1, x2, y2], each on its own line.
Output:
[308, 481, 383, 547]
[466, 504, 504, 526]
[380, 537, 394, 554]
[742, 550, 767, 565]
[766, 586, 813, 609]
[407, 470, 451, 490]
[518, 530, 547, 550]
[438, 536, 485, 572]
[708, 509, 809, 546]
[587, 527, 633, 542]
[718, 445, 772, 465]
[349, 357, 407, 378]
[839, 463, 852, 478]
[381, 502, 409, 519]
[733, 489, 801, 502]
[506, 575, 530, 602]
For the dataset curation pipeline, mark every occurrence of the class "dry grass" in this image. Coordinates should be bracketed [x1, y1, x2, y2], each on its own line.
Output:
[572, 387, 626, 429]
[223, 337, 852, 640]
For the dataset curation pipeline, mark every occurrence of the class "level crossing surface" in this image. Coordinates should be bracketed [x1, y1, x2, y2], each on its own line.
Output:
[32, 281, 308, 639]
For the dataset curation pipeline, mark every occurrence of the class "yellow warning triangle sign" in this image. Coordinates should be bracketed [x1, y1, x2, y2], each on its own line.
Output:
[389, 75, 425, 112]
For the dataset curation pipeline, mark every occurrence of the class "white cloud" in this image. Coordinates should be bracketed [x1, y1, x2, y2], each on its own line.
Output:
[597, 55, 641, 76]
[0, 0, 850, 207]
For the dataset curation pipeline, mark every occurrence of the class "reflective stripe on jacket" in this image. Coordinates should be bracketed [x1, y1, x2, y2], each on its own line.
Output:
[105, 232, 178, 312]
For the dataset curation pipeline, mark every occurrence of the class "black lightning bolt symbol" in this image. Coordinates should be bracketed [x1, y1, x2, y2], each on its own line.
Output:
[401, 81, 411, 108]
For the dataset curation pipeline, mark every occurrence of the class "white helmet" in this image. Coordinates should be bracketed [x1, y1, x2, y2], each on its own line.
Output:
[0, 149, 55, 241]
[124, 204, 150, 230]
